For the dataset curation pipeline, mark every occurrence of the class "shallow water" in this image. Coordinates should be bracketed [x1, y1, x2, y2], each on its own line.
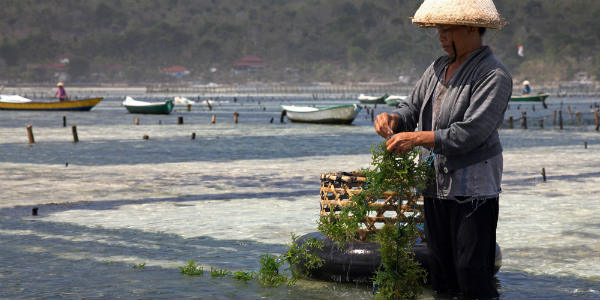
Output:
[1, 95, 599, 299]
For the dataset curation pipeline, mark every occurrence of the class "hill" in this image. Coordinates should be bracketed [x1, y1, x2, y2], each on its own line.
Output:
[0, 0, 598, 85]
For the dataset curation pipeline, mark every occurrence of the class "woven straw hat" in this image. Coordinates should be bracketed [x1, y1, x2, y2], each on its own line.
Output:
[57, 82, 64, 87]
[412, 0, 506, 29]
[522, 80, 530, 86]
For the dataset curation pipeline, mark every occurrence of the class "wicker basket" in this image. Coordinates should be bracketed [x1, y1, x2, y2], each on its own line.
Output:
[320, 171, 425, 241]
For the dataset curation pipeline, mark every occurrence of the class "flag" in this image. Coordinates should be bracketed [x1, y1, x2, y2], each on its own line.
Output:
[517, 45, 524, 57]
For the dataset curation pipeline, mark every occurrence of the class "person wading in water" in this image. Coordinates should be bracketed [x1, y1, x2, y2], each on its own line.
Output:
[375, 0, 511, 299]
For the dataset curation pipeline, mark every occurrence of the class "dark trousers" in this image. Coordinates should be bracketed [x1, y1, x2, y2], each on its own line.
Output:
[424, 197, 499, 299]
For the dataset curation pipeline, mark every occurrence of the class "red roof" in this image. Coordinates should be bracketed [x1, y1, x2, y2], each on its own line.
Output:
[233, 56, 266, 67]
[160, 65, 189, 73]
[44, 63, 67, 70]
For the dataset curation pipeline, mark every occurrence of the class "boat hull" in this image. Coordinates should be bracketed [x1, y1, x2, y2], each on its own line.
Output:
[510, 93, 549, 102]
[125, 100, 173, 114]
[282, 104, 360, 124]
[0, 98, 103, 111]
[358, 97, 386, 104]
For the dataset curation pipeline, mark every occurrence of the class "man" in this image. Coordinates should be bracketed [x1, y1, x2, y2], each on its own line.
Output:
[522, 80, 531, 95]
[56, 82, 67, 102]
[374, 0, 512, 299]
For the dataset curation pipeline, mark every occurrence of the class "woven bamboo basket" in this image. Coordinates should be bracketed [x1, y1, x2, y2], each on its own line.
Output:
[320, 171, 425, 241]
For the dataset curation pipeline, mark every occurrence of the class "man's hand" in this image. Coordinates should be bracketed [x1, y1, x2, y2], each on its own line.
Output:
[386, 131, 435, 154]
[374, 112, 400, 139]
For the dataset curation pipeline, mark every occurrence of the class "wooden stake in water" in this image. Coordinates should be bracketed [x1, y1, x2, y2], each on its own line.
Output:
[143, 135, 149, 140]
[135, 118, 139, 125]
[178, 116, 184, 125]
[584, 141, 588, 149]
[538, 118, 544, 129]
[187, 104, 191, 112]
[541, 168, 546, 182]
[280, 110, 286, 123]
[559, 110, 563, 130]
[269, 117, 274, 123]
[72, 125, 79, 143]
[553, 110, 557, 126]
[233, 112, 239, 124]
[576, 112, 581, 126]
[63, 116, 67, 127]
[521, 111, 527, 129]
[595, 108, 599, 131]
[508, 115, 513, 129]
[191, 132, 196, 140]
[567, 106, 573, 123]
[26, 125, 35, 144]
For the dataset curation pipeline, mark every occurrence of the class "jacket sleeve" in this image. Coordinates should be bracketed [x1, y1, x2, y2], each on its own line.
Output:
[433, 68, 512, 156]
[391, 63, 433, 133]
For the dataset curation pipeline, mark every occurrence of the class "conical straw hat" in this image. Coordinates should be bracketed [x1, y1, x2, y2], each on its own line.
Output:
[412, 0, 506, 29]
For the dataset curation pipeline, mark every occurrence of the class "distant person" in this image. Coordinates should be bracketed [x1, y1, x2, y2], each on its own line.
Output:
[56, 82, 67, 102]
[522, 80, 531, 95]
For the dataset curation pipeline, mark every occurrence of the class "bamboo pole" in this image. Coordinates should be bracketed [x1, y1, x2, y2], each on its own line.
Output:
[541, 168, 546, 182]
[280, 110, 286, 123]
[72, 125, 79, 143]
[559, 110, 563, 130]
[26, 125, 35, 144]
[595, 108, 599, 131]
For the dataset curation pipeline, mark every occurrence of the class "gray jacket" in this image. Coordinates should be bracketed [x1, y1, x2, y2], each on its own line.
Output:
[392, 46, 512, 172]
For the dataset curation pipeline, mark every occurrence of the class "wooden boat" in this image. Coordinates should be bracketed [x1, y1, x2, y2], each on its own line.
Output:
[384, 95, 407, 106]
[123, 96, 173, 114]
[510, 93, 549, 102]
[0, 96, 103, 111]
[358, 93, 387, 104]
[281, 104, 361, 124]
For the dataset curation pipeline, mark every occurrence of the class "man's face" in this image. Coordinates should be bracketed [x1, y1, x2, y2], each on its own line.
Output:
[436, 25, 472, 57]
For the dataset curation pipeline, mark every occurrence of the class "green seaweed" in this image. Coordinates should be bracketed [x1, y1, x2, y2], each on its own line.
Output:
[179, 260, 204, 276]
[317, 141, 431, 299]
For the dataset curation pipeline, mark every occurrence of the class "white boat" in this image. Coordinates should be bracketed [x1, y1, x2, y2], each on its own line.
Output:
[173, 96, 196, 105]
[358, 93, 387, 104]
[384, 95, 408, 106]
[281, 104, 361, 124]
[0, 95, 32, 103]
[122, 96, 173, 114]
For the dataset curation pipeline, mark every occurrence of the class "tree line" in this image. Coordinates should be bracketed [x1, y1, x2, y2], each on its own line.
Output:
[0, 0, 598, 84]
